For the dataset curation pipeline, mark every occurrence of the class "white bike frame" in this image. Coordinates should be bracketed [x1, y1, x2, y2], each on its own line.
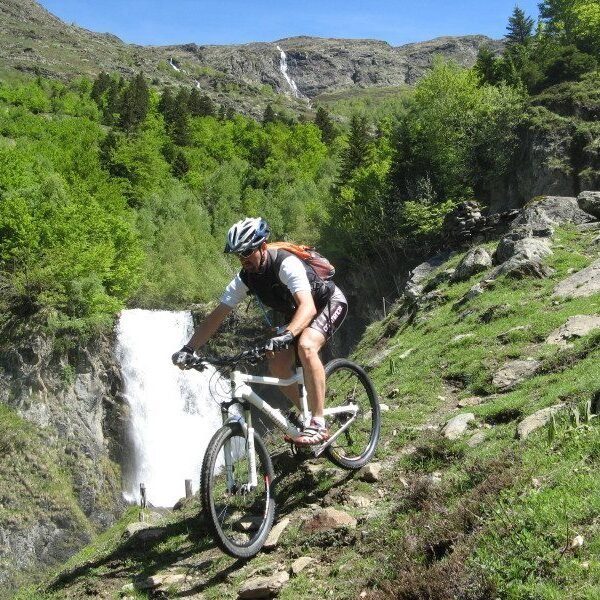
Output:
[220, 365, 359, 491]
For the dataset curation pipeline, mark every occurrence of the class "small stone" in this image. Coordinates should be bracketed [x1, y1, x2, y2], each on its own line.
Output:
[531, 477, 541, 489]
[379, 403, 390, 412]
[458, 396, 483, 408]
[517, 404, 566, 439]
[359, 463, 382, 482]
[161, 573, 186, 586]
[348, 495, 372, 508]
[467, 431, 486, 447]
[437, 395, 446, 401]
[392, 429, 398, 436]
[291, 556, 314, 575]
[263, 518, 290, 550]
[303, 507, 357, 533]
[238, 571, 290, 599]
[398, 477, 410, 488]
[441, 413, 475, 440]
[582, 561, 590, 569]
[570, 535, 584, 549]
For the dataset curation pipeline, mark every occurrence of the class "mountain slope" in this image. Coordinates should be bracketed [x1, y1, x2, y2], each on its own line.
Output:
[20, 195, 600, 599]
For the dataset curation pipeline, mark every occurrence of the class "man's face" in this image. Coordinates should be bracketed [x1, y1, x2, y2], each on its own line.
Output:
[238, 246, 263, 272]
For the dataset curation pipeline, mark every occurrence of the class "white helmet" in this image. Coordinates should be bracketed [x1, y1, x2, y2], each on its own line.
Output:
[224, 217, 270, 254]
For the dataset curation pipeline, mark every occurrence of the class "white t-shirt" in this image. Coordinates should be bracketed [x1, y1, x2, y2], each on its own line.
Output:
[220, 255, 311, 308]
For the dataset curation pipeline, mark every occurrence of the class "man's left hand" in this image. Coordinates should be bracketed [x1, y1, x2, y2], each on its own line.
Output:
[265, 330, 295, 352]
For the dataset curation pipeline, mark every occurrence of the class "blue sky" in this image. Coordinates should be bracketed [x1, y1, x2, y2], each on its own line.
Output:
[39, 1, 542, 47]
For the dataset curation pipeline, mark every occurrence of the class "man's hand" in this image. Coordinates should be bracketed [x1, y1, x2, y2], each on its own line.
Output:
[172, 345, 195, 369]
[265, 330, 295, 352]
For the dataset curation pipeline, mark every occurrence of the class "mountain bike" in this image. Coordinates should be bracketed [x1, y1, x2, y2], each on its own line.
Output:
[186, 347, 380, 559]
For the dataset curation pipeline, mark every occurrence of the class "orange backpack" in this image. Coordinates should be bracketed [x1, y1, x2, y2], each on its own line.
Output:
[267, 242, 335, 280]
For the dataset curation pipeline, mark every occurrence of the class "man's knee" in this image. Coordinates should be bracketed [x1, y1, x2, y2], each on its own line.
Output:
[297, 329, 325, 362]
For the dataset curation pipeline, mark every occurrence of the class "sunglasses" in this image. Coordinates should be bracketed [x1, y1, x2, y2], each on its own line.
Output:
[237, 247, 256, 258]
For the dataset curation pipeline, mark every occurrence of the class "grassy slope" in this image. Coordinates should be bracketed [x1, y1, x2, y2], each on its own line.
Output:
[16, 223, 600, 600]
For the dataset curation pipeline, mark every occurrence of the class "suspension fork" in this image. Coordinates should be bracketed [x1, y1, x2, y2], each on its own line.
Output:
[245, 405, 258, 488]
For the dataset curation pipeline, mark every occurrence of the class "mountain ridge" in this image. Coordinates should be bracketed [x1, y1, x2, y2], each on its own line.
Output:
[0, 0, 503, 115]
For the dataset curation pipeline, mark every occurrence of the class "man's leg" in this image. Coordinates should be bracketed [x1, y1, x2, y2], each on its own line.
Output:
[296, 328, 327, 418]
[266, 347, 300, 409]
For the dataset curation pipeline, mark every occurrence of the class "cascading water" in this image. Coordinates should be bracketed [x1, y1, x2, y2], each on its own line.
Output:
[276, 45, 302, 98]
[116, 309, 223, 507]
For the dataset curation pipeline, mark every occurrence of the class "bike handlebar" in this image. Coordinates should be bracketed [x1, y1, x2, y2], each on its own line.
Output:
[188, 346, 268, 371]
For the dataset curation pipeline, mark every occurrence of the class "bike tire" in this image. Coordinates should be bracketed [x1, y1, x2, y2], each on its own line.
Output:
[201, 422, 275, 559]
[324, 358, 381, 470]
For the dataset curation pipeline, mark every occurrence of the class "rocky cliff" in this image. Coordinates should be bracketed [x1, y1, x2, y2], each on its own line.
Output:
[0, 331, 127, 595]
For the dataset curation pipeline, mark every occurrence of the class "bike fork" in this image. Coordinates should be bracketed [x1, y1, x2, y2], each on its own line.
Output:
[245, 406, 258, 488]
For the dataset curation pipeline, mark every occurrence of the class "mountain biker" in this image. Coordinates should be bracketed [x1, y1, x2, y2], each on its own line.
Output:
[172, 217, 348, 445]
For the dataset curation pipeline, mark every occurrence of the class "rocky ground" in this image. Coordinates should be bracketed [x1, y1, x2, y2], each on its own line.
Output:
[21, 191, 600, 599]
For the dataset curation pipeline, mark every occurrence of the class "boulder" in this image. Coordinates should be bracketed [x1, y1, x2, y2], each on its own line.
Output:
[493, 359, 541, 391]
[238, 571, 290, 599]
[451, 247, 492, 282]
[441, 413, 475, 440]
[516, 404, 566, 439]
[359, 463, 382, 482]
[545, 315, 600, 347]
[303, 508, 357, 533]
[553, 259, 600, 298]
[577, 191, 600, 219]
[494, 234, 552, 265]
[511, 196, 594, 233]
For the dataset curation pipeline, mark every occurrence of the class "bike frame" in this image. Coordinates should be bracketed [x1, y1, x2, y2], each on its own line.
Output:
[219, 365, 359, 491]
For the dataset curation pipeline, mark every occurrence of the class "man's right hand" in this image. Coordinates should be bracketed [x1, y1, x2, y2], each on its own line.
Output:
[172, 345, 195, 369]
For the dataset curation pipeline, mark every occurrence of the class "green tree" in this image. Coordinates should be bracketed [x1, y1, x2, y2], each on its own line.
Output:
[506, 6, 535, 46]
[118, 73, 149, 131]
[338, 114, 372, 184]
[314, 106, 337, 144]
[474, 46, 501, 85]
[263, 104, 276, 124]
[188, 89, 216, 117]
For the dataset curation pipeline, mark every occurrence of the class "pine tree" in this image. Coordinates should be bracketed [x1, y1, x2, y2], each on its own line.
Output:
[263, 104, 276, 124]
[188, 89, 216, 117]
[158, 87, 176, 124]
[314, 106, 337, 144]
[172, 150, 190, 178]
[506, 6, 535, 46]
[338, 114, 371, 183]
[91, 72, 111, 104]
[119, 73, 149, 131]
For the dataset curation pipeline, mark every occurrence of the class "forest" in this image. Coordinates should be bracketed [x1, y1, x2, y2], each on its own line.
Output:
[0, 0, 598, 343]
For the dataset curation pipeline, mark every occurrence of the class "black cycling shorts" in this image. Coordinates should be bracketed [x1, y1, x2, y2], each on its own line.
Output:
[309, 286, 348, 339]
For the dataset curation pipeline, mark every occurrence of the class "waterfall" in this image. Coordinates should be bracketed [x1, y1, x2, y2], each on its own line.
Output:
[276, 45, 302, 98]
[116, 309, 224, 507]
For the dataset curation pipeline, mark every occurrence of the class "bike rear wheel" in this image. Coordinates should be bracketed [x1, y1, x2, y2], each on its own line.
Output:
[324, 359, 381, 470]
[201, 423, 275, 558]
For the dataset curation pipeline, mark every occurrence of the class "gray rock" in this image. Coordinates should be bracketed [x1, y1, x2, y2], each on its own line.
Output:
[553, 259, 600, 298]
[303, 508, 357, 533]
[238, 571, 290, 599]
[493, 359, 541, 391]
[517, 405, 566, 439]
[359, 463, 382, 482]
[122, 523, 164, 542]
[451, 247, 492, 282]
[291, 556, 314, 575]
[263, 518, 290, 550]
[467, 431, 487, 447]
[545, 315, 600, 347]
[577, 191, 600, 219]
[511, 196, 593, 232]
[494, 234, 552, 265]
[441, 413, 475, 440]
[457, 396, 483, 408]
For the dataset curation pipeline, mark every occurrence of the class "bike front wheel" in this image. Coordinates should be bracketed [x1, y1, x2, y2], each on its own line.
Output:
[201, 422, 275, 559]
[324, 358, 381, 470]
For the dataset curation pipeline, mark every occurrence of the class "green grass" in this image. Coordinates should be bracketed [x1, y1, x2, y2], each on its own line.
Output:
[23, 222, 600, 599]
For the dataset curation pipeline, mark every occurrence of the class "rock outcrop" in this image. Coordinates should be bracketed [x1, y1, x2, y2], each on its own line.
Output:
[0, 332, 126, 591]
